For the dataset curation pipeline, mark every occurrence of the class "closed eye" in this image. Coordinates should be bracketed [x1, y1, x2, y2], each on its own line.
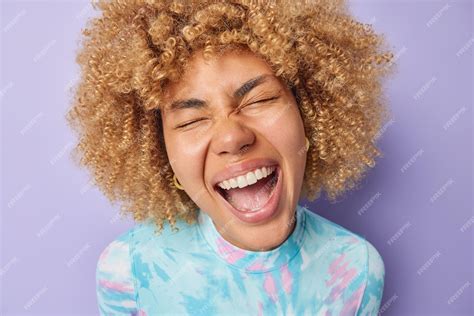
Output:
[176, 117, 207, 129]
[176, 95, 280, 129]
[250, 96, 279, 105]
[240, 95, 280, 110]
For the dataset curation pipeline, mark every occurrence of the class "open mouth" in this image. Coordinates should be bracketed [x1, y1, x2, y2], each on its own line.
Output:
[214, 165, 280, 213]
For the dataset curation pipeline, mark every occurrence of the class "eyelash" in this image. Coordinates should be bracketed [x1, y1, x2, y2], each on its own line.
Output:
[176, 95, 280, 129]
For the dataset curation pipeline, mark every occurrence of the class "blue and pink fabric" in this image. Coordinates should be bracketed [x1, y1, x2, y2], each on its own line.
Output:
[96, 204, 385, 315]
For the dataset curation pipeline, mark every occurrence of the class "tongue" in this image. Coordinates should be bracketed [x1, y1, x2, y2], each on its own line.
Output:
[223, 172, 276, 212]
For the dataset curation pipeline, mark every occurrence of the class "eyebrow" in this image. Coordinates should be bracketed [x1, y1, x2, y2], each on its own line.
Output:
[166, 73, 273, 113]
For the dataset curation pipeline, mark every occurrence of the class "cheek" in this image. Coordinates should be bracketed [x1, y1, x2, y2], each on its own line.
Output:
[162, 117, 208, 157]
[262, 102, 305, 157]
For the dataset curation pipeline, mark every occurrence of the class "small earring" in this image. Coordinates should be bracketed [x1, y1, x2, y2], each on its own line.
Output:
[305, 136, 310, 151]
[173, 174, 185, 190]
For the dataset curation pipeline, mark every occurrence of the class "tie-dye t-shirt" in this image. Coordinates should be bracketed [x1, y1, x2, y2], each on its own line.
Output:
[96, 204, 385, 315]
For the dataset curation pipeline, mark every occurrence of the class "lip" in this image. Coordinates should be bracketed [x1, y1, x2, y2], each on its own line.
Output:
[214, 165, 283, 224]
[211, 158, 279, 188]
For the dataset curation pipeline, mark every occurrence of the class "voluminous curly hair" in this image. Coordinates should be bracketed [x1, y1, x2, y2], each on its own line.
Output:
[66, 0, 395, 233]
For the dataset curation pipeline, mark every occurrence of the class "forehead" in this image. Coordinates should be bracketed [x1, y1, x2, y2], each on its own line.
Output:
[162, 49, 278, 109]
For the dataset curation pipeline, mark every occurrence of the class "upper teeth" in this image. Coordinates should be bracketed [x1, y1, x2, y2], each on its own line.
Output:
[217, 166, 276, 190]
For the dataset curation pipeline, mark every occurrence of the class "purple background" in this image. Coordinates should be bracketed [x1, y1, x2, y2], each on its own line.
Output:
[1, 0, 472, 315]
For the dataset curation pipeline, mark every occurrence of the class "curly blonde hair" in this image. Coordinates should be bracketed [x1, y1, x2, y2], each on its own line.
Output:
[66, 0, 395, 233]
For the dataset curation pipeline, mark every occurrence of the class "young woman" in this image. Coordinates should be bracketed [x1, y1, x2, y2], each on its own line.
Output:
[67, 0, 395, 314]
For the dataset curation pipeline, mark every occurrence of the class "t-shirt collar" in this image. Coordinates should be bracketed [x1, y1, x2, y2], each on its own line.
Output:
[197, 203, 307, 273]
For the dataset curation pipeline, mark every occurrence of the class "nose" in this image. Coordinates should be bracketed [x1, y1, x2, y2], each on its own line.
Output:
[211, 119, 255, 158]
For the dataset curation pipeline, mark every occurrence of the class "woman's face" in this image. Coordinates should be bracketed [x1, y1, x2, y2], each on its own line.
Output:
[161, 48, 307, 251]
